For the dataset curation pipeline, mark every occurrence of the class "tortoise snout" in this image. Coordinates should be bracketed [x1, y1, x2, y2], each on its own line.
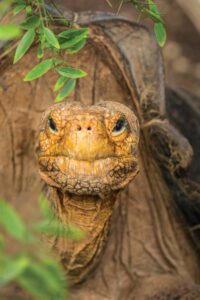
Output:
[64, 115, 114, 160]
[73, 117, 95, 133]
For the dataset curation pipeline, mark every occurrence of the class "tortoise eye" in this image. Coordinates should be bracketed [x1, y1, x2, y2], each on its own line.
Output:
[112, 117, 128, 136]
[48, 117, 57, 132]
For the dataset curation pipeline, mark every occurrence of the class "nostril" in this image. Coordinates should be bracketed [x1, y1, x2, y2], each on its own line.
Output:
[87, 126, 92, 131]
[77, 126, 82, 131]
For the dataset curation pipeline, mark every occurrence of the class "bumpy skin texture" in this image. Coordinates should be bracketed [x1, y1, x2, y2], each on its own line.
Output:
[37, 101, 139, 284]
[37, 101, 200, 298]
[38, 101, 139, 195]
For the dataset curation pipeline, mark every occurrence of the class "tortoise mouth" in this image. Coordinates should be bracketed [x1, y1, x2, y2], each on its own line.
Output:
[38, 155, 138, 195]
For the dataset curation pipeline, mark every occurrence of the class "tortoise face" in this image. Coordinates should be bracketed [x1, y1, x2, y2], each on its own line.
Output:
[37, 101, 139, 195]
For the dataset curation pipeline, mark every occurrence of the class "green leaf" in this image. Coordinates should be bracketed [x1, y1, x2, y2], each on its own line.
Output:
[59, 33, 87, 49]
[53, 76, 68, 92]
[147, 0, 163, 23]
[26, 5, 32, 15]
[43, 27, 60, 49]
[38, 193, 54, 219]
[144, 8, 163, 23]
[14, 29, 35, 63]
[0, 256, 29, 286]
[0, 24, 21, 40]
[146, 0, 166, 46]
[13, 3, 26, 15]
[55, 79, 76, 102]
[0, 198, 27, 241]
[65, 224, 85, 240]
[24, 59, 55, 81]
[57, 66, 87, 78]
[38, 193, 84, 239]
[154, 22, 167, 47]
[42, 257, 66, 291]
[58, 28, 88, 49]
[20, 16, 40, 30]
[58, 28, 89, 39]
[19, 259, 66, 300]
[36, 219, 85, 240]
[67, 38, 86, 54]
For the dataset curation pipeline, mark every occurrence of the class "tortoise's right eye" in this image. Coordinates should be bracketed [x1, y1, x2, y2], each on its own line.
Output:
[112, 117, 128, 136]
[48, 117, 58, 132]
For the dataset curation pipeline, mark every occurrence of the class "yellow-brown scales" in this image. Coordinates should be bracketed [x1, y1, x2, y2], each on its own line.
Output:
[37, 101, 139, 285]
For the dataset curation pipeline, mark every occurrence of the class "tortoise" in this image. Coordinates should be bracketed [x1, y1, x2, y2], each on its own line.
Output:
[1, 10, 200, 300]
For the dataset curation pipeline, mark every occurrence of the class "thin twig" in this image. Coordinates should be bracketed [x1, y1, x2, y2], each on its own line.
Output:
[42, 0, 49, 26]
[117, 0, 124, 15]
[105, 0, 113, 8]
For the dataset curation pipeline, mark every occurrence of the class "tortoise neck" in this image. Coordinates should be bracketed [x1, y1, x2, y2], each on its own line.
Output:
[52, 189, 117, 232]
[48, 187, 118, 285]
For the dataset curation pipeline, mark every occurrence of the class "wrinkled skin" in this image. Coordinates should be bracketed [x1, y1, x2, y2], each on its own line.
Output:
[37, 101, 139, 284]
[37, 101, 139, 196]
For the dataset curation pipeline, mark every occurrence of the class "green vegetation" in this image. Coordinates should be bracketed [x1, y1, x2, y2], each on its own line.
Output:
[0, 195, 84, 299]
[0, 1, 166, 100]
[107, 0, 167, 47]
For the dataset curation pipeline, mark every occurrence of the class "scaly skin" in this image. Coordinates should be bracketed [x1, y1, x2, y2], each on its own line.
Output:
[37, 101, 139, 285]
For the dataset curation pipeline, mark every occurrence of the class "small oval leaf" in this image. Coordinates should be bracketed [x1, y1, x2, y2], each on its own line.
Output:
[0, 256, 29, 286]
[58, 28, 88, 39]
[59, 33, 87, 49]
[0, 198, 27, 241]
[24, 59, 55, 81]
[19, 259, 66, 300]
[55, 79, 76, 102]
[20, 16, 40, 30]
[43, 27, 60, 49]
[36, 218, 85, 240]
[14, 29, 35, 63]
[57, 66, 87, 79]
[26, 5, 32, 15]
[67, 38, 86, 54]
[154, 22, 167, 47]
[13, 3, 26, 16]
[54, 76, 68, 92]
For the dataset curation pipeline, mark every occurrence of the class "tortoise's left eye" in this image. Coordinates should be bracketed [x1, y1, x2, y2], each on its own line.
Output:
[112, 117, 128, 136]
[48, 117, 58, 132]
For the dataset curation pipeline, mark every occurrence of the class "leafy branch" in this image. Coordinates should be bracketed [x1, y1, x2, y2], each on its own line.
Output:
[13, 0, 89, 102]
[0, 0, 166, 105]
[108, 0, 167, 47]
[0, 0, 89, 102]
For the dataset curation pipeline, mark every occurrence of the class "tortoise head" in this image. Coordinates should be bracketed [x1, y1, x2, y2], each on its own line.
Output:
[37, 101, 139, 195]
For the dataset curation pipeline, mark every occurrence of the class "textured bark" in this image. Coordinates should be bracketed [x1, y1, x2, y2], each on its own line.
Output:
[0, 12, 200, 299]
